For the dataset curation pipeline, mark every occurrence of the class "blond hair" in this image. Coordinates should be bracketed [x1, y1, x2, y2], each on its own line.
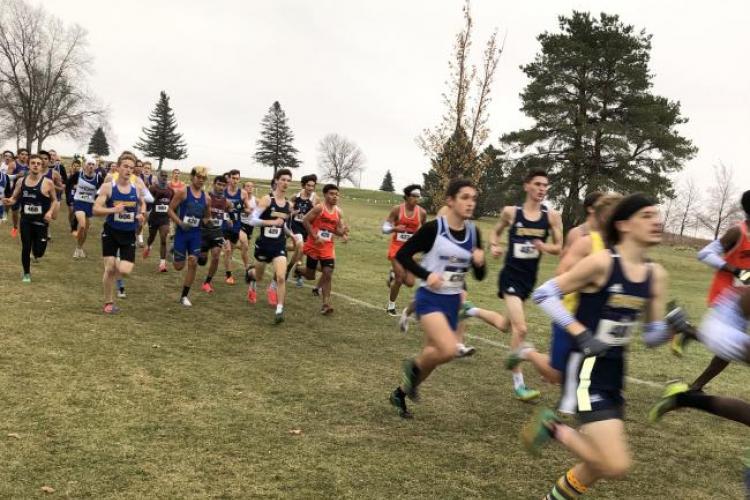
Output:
[191, 166, 208, 177]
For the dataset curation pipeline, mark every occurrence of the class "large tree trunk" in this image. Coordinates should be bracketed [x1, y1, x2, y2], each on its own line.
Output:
[158, 157, 164, 171]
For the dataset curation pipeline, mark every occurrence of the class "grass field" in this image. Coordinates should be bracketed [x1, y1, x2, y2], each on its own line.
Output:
[0, 184, 747, 499]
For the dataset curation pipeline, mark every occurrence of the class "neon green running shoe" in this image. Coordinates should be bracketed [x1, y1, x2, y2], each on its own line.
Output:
[514, 385, 541, 402]
[401, 359, 420, 401]
[521, 407, 559, 456]
[459, 300, 476, 321]
[506, 342, 535, 370]
[648, 382, 689, 423]
[21, 274, 31, 283]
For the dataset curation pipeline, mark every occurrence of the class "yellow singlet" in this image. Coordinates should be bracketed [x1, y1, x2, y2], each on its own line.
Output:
[562, 230, 604, 312]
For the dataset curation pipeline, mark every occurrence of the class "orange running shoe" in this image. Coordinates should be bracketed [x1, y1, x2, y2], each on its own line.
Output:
[247, 287, 257, 304]
[142, 246, 151, 259]
[10, 227, 18, 238]
[267, 286, 278, 306]
[201, 282, 214, 293]
[225, 275, 236, 285]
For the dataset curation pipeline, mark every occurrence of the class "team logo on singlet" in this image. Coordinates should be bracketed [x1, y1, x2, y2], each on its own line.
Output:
[608, 283, 624, 294]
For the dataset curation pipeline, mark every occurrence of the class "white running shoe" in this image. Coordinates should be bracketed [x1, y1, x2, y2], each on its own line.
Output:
[117, 289, 127, 299]
[180, 296, 192, 307]
[456, 343, 477, 358]
[399, 308, 410, 334]
[73, 248, 80, 259]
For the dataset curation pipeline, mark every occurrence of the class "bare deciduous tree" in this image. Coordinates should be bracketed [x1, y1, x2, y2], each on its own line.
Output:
[674, 176, 701, 239]
[697, 162, 742, 240]
[317, 134, 365, 188]
[0, 0, 103, 150]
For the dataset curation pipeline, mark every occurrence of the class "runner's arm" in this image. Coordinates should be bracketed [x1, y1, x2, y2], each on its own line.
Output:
[93, 183, 115, 216]
[383, 205, 400, 234]
[3, 179, 23, 205]
[642, 263, 671, 347]
[489, 206, 513, 253]
[44, 178, 59, 220]
[167, 189, 186, 225]
[697, 226, 742, 274]
[248, 195, 275, 227]
[395, 220, 438, 281]
[471, 227, 486, 280]
[539, 210, 563, 255]
[303, 205, 323, 236]
[556, 235, 592, 275]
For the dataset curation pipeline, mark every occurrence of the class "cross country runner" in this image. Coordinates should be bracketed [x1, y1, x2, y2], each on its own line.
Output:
[2, 154, 59, 282]
[93, 152, 145, 313]
[389, 179, 486, 419]
[490, 168, 563, 402]
[297, 183, 349, 314]
[201, 175, 233, 293]
[287, 174, 318, 286]
[8, 148, 29, 238]
[383, 184, 426, 316]
[522, 193, 672, 500]
[246, 168, 293, 324]
[168, 166, 210, 307]
[222, 169, 251, 285]
[143, 169, 174, 272]
[70, 157, 105, 258]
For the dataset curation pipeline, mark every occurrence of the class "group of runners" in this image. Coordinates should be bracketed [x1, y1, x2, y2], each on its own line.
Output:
[4, 147, 750, 497]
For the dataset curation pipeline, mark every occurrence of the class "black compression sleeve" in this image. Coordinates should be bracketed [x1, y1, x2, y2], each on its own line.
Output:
[471, 226, 486, 281]
[395, 220, 438, 281]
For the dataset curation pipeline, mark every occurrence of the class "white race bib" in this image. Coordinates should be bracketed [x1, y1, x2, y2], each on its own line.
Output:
[318, 230, 332, 242]
[209, 218, 222, 227]
[114, 211, 135, 223]
[441, 270, 466, 290]
[183, 215, 200, 228]
[77, 193, 94, 203]
[155, 204, 168, 213]
[594, 319, 636, 346]
[513, 241, 540, 259]
[24, 204, 42, 215]
[264, 226, 282, 238]
[396, 232, 412, 242]
[223, 212, 231, 221]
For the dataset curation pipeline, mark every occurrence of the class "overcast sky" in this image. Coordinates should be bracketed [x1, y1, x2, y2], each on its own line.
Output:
[27, 1, 750, 192]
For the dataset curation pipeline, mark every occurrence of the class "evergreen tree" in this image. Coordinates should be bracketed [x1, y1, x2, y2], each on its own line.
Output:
[380, 170, 395, 192]
[423, 126, 476, 213]
[501, 11, 696, 229]
[87, 126, 110, 157]
[134, 91, 187, 170]
[254, 101, 300, 176]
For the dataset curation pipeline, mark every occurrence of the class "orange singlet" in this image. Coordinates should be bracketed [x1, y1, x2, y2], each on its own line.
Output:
[707, 221, 750, 305]
[304, 205, 340, 260]
[387, 203, 421, 260]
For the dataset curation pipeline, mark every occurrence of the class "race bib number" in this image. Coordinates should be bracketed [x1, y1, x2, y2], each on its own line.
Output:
[264, 226, 282, 238]
[594, 319, 636, 347]
[114, 211, 135, 223]
[513, 241, 540, 260]
[209, 218, 222, 227]
[294, 214, 304, 222]
[155, 204, 168, 213]
[223, 212, 231, 221]
[77, 193, 94, 203]
[318, 230, 332, 242]
[24, 204, 42, 215]
[241, 213, 252, 224]
[183, 215, 200, 228]
[441, 270, 467, 290]
[396, 232, 412, 242]
[733, 270, 750, 287]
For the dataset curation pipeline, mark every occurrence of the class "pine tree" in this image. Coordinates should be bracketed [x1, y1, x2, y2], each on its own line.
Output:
[501, 11, 696, 229]
[380, 170, 395, 192]
[422, 126, 476, 213]
[134, 91, 188, 170]
[87, 126, 110, 157]
[254, 101, 300, 176]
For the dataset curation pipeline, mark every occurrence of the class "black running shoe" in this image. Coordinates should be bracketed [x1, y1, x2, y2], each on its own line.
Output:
[401, 359, 420, 401]
[390, 388, 413, 419]
[312, 287, 321, 297]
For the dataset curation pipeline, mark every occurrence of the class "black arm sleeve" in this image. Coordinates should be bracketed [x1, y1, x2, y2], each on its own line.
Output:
[471, 226, 486, 281]
[395, 220, 438, 281]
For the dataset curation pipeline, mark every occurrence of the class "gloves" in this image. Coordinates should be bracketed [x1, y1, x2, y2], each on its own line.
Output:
[575, 330, 610, 357]
[733, 268, 750, 285]
[665, 304, 693, 335]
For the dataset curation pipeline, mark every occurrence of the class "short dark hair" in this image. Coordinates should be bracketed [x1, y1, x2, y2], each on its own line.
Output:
[17, 148, 28, 155]
[37, 150, 49, 158]
[228, 169, 240, 177]
[275, 168, 292, 180]
[524, 168, 548, 183]
[742, 190, 750, 216]
[583, 191, 604, 212]
[604, 193, 656, 247]
[301, 174, 317, 185]
[214, 175, 227, 184]
[3, 150, 14, 157]
[403, 184, 421, 198]
[323, 183, 338, 194]
[446, 178, 475, 199]
[71, 159, 81, 165]
[28, 154, 41, 162]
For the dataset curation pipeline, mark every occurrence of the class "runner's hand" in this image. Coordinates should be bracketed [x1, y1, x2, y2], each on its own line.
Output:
[575, 330, 610, 357]
[472, 248, 485, 267]
[490, 242, 503, 258]
[426, 272, 443, 290]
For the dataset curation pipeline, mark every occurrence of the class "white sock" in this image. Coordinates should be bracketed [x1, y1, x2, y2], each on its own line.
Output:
[388, 301, 396, 309]
[160, 259, 166, 266]
[269, 280, 277, 290]
[456, 343, 466, 352]
[512, 372, 525, 390]
[467, 307, 479, 317]
[276, 304, 283, 314]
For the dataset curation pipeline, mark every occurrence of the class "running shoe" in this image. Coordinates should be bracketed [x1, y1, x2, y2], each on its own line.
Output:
[386, 306, 398, 317]
[79, 248, 86, 259]
[117, 289, 127, 299]
[456, 344, 477, 358]
[142, 246, 150, 259]
[506, 342, 535, 370]
[321, 304, 334, 315]
[400, 359, 420, 402]
[158, 263, 168, 273]
[274, 310, 285, 324]
[180, 296, 192, 307]
[21, 274, 31, 283]
[267, 286, 278, 306]
[514, 385, 541, 402]
[521, 407, 559, 456]
[295, 276, 304, 288]
[225, 275, 236, 285]
[103, 303, 120, 314]
[311, 287, 320, 297]
[247, 286, 257, 304]
[10, 227, 17, 238]
[201, 282, 214, 294]
[137, 234, 144, 248]
[389, 389, 413, 419]
[648, 382, 689, 423]
[399, 308, 410, 334]
[72, 248, 80, 259]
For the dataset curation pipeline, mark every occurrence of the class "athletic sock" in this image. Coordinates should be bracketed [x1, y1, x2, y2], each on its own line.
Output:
[547, 469, 587, 499]
[116, 279, 124, 292]
[388, 300, 396, 309]
[160, 258, 166, 266]
[204, 275, 213, 284]
[466, 306, 480, 317]
[181, 286, 190, 298]
[512, 372, 525, 390]
[276, 304, 284, 314]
